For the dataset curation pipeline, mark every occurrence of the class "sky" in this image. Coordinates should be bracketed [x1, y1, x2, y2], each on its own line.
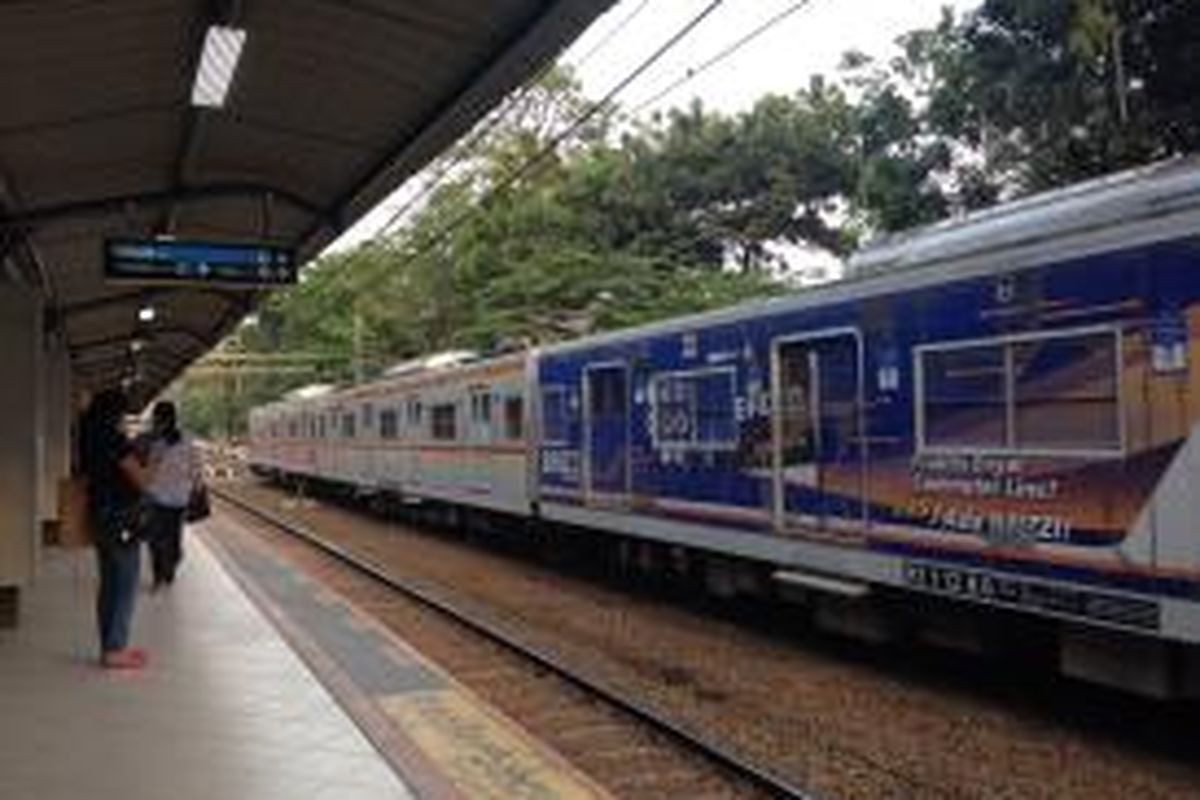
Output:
[328, 0, 980, 254]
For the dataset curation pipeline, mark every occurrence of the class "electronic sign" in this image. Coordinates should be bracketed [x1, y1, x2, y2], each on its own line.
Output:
[104, 239, 296, 287]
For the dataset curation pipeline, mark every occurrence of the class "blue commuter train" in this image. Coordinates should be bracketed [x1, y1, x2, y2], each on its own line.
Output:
[250, 159, 1200, 697]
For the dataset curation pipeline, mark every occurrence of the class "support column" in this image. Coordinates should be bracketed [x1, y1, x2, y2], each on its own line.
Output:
[0, 284, 43, 627]
[39, 334, 72, 540]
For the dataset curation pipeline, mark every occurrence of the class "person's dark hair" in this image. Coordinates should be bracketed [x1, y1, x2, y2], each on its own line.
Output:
[152, 400, 181, 445]
[78, 388, 129, 471]
[87, 388, 129, 433]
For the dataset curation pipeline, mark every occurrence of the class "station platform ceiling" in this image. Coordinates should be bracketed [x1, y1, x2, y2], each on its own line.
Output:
[0, 0, 612, 404]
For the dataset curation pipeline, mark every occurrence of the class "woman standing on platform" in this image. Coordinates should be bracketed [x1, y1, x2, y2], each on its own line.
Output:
[79, 388, 150, 670]
[142, 401, 201, 589]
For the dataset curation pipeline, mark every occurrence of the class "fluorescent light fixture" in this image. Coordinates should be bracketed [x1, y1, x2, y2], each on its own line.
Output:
[191, 25, 247, 108]
[138, 305, 156, 323]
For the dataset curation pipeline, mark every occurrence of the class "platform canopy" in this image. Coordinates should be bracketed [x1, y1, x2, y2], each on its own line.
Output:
[0, 0, 613, 404]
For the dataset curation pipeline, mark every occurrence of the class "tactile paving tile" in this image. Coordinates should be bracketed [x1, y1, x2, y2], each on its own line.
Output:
[205, 519, 613, 800]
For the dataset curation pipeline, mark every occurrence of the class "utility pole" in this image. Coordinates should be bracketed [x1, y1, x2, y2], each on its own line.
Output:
[1112, 22, 1129, 125]
[353, 309, 364, 384]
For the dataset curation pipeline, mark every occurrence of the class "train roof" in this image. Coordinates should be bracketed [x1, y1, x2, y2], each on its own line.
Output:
[540, 156, 1200, 356]
[255, 350, 530, 414]
[849, 156, 1200, 275]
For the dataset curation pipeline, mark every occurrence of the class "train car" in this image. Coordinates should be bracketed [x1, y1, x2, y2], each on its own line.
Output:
[533, 159, 1200, 697]
[250, 351, 533, 516]
[250, 158, 1200, 696]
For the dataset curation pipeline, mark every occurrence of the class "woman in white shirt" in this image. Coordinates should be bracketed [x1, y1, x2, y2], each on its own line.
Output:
[143, 401, 201, 588]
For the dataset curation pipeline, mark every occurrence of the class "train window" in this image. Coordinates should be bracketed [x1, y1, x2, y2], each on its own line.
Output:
[921, 345, 1008, 448]
[432, 404, 457, 440]
[589, 372, 626, 416]
[469, 389, 492, 423]
[379, 409, 399, 440]
[317, 416, 327, 438]
[504, 396, 524, 439]
[406, 396, 423, 428]
[651, 368, 737, 449]
[918, 328, 1121, 454]
[1012, 332, 1119, 451]
[342, 413, 356, 439]
[541, 386, 570, 444]
[287, 419, 298, 438]
[361, 403, 374, 430]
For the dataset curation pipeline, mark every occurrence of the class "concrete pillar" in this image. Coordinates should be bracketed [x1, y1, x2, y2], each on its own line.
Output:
[39, 335, 71, 530]
[0, 284, 43, 626]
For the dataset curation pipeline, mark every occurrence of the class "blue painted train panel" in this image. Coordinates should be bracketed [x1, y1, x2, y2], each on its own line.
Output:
[535, 237, 1200, 614]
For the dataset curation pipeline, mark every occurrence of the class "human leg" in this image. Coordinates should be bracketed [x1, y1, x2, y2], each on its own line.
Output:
[109, 544, 138, 652]
[94, 545, 117, 652]
[164, 508, 185, 583]
[96, 541, 145, 668]
[146, 506, 171, 587]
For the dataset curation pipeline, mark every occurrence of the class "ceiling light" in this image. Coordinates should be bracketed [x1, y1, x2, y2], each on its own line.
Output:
[138, 305, 156, 323]
[191, 25, 247, 108]
[129, 338, 145, 353]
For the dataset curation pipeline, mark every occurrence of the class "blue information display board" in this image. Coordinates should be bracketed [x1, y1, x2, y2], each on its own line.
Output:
[104, 239, 296, 286]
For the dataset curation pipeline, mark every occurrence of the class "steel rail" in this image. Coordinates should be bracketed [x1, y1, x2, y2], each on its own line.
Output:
[212, 486, 821, 800]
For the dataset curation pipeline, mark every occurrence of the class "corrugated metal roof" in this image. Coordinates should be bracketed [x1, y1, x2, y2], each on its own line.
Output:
[0, 0, 613, 404]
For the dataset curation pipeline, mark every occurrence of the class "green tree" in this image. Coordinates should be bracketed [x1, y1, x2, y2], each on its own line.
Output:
[903, 0, 1200, 194]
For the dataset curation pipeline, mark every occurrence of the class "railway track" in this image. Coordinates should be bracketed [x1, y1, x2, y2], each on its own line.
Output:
[210, 480, 1200, 800]
[212, 484, 821, 800]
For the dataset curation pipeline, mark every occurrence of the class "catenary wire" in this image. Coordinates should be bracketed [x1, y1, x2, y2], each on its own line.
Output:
[373, 0, 653, 238]
[570, 0, 653, 71]
[630, 0, 817, 115]
[387, 0, 730, 267]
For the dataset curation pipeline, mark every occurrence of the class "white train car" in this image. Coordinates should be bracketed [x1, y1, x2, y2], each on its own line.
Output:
[249, 352, 532, 516]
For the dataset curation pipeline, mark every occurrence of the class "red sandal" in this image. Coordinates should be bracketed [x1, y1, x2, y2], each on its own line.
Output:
[101, 648, 148, 670]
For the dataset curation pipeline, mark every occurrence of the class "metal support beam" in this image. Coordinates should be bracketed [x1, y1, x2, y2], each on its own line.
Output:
[0, 183, 325, 233]
[61, 288, 172, 319]
[62, 284, 246, 320]
[156, 0, 250, 235]
[70, 324, 213, 357]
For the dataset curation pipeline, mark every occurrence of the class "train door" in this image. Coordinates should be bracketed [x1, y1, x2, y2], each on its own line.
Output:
[583, 363, 630, 505]
[468, 385, 495, 495]
[771, 330, 865, 535]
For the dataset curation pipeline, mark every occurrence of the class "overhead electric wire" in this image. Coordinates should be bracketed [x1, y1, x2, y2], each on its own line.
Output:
[570, 0, 653, 71]
[373, 70, 552, 236]
[390, 0, 730, 267]
[373, 0, 652, 238]
[631, 0, 817, 115]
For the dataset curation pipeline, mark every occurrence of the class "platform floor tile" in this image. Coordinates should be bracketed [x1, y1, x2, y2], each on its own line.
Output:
[0, 530, 414, 800]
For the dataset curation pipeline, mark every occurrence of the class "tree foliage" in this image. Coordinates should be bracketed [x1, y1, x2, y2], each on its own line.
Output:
[174, 0, 1200, 437]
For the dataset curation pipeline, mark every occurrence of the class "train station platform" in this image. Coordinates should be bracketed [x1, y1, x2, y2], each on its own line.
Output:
[0, 527, 415, 800]
[0, 511, 610, 800]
